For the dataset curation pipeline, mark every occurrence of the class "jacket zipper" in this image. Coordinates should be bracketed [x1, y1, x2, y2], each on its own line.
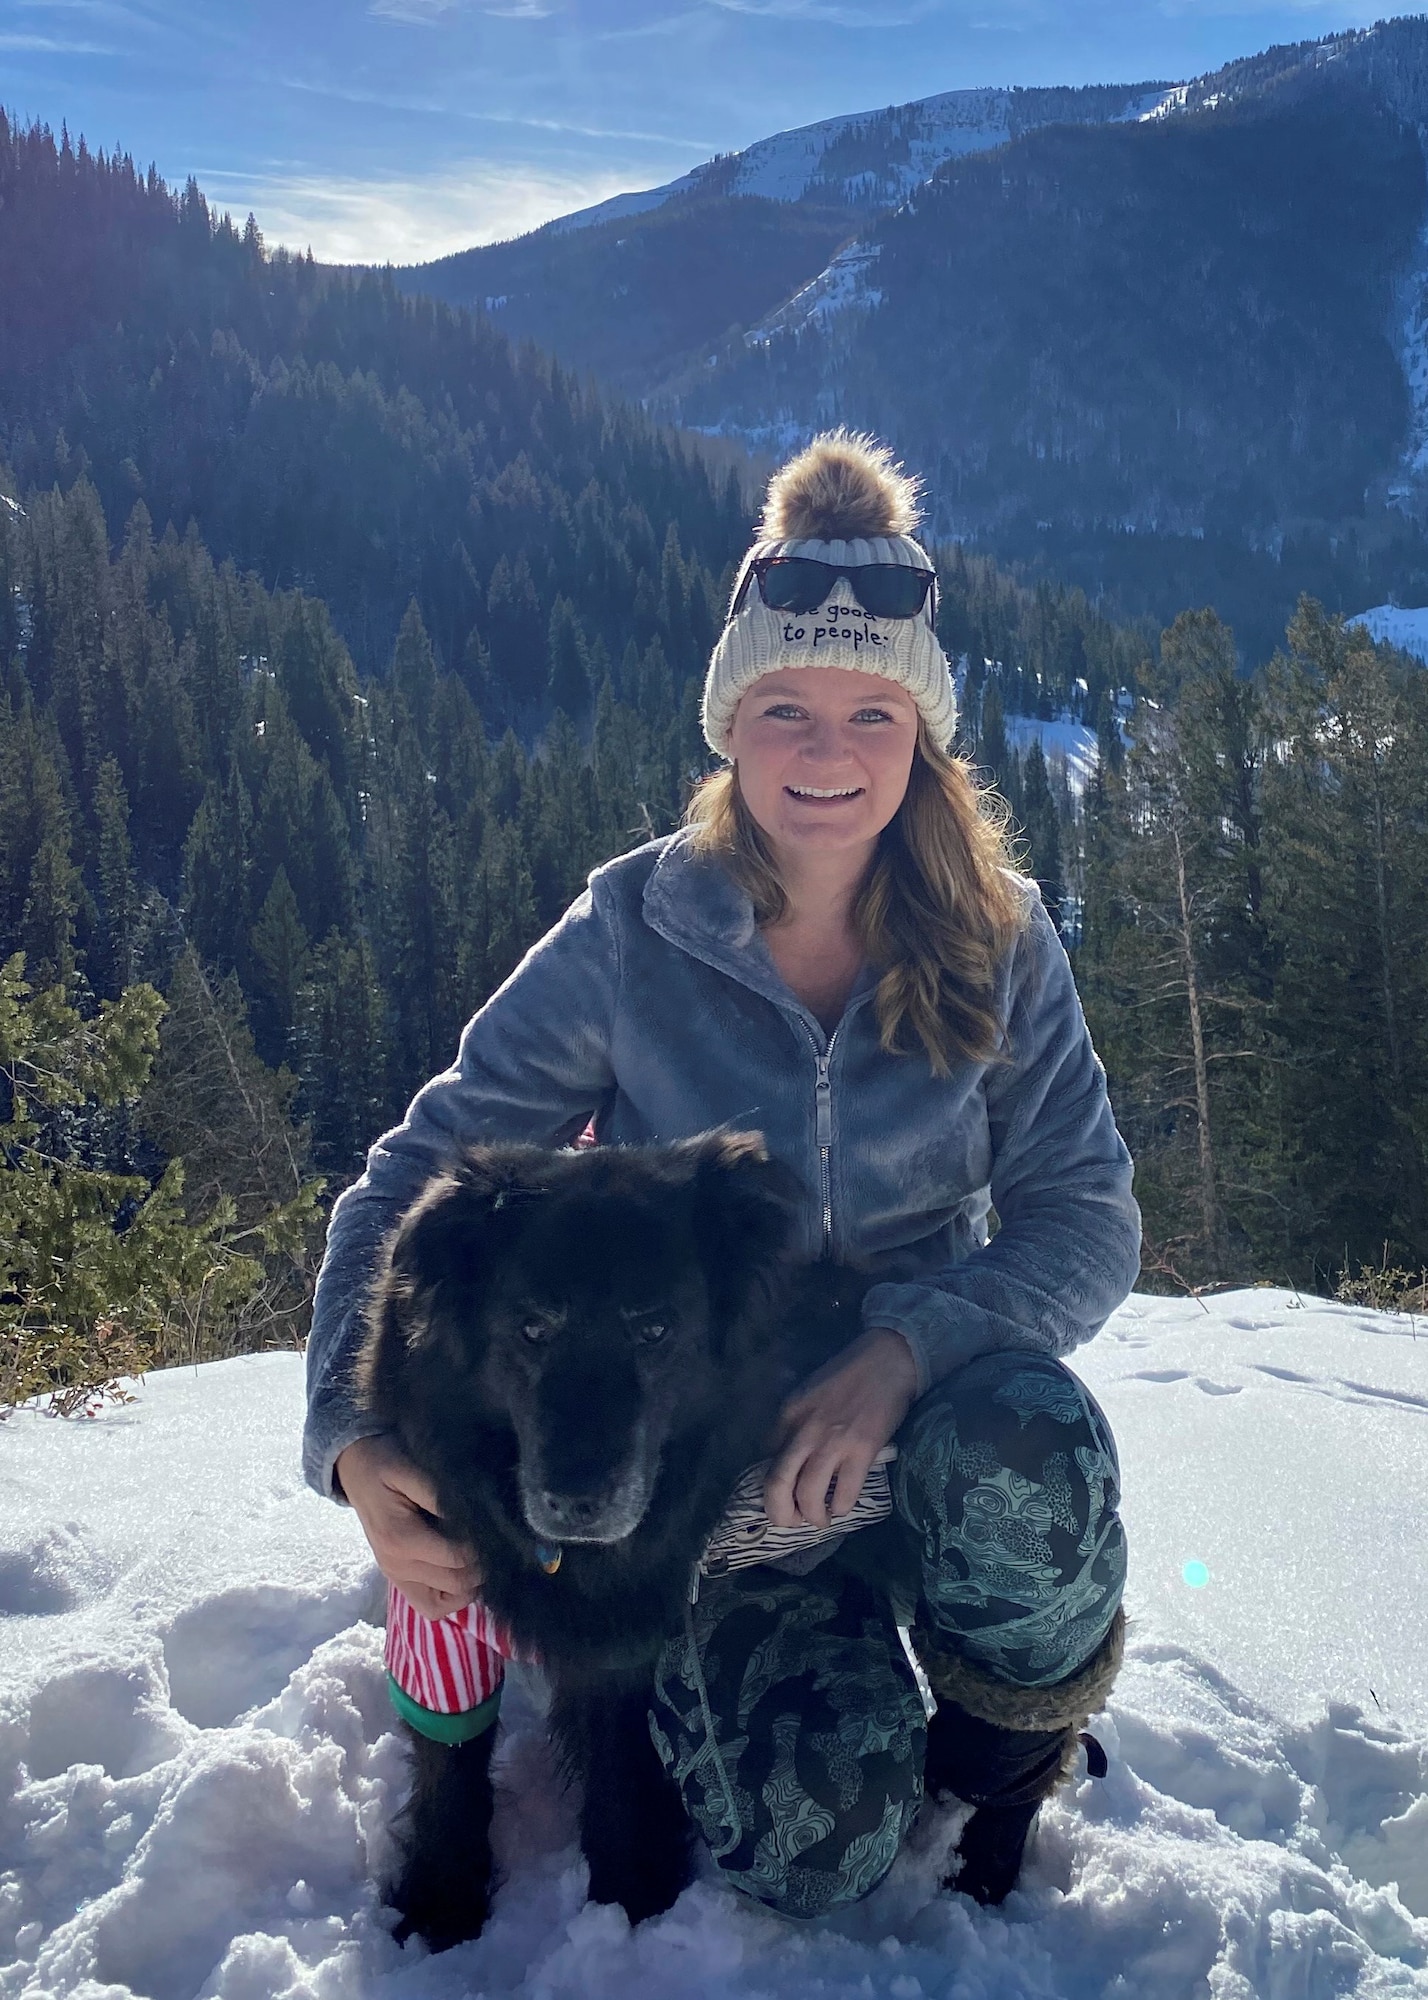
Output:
[811, 1028, 838, 1258]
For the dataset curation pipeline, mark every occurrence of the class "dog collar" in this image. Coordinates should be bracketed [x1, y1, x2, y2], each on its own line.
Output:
[534, 1542, 563, 1575]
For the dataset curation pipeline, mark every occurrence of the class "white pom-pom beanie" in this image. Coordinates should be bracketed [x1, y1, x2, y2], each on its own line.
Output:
[701, 432, 957, 758]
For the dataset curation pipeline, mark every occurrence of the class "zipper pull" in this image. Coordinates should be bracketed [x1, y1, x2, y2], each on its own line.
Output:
[815, 1054, 832, 1147]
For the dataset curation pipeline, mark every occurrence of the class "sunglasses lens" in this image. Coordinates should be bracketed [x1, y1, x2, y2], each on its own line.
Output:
[756, 558, 834, 615]
[754, 559, 934, 620]
[853, 567, 934, 618]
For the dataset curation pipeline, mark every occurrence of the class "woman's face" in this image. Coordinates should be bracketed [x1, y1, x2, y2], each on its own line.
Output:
[727, 667, 920, 869]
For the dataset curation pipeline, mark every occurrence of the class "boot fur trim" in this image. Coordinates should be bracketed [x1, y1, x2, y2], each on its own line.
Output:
[917, 1606, 1125, 1735]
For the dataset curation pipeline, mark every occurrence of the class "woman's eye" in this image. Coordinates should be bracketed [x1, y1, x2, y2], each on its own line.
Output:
[761, 704, 806, 719]
[852, 708, 894, 723]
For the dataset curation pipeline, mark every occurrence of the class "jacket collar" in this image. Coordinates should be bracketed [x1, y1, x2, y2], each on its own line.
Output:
[641, 828, 879, 1029]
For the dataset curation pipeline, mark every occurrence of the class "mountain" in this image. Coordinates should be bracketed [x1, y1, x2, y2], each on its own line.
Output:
[0, 113, 745, 689]
[397, 82, 1171, 399]
[399, 17, 1428, 660]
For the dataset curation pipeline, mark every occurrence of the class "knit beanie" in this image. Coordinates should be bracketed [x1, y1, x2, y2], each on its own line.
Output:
[701, 430, 957, 757]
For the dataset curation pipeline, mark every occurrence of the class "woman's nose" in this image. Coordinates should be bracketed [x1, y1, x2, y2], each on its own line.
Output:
[795, 718, 852, 763]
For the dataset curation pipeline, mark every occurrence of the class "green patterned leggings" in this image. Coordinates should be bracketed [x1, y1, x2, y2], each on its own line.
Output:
[648, 1351, 1126, 1920]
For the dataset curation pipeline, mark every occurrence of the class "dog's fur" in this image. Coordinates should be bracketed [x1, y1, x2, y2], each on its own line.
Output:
[359, 1131, 864, 1948]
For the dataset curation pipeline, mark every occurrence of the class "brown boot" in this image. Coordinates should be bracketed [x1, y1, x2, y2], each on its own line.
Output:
[916, 1606, 1125, 1905]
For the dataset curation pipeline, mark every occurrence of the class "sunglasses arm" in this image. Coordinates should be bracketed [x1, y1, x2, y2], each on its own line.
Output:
[727, 552, 759, 622]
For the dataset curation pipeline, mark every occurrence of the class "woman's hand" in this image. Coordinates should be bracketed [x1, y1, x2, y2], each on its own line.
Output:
[335, 1434, 483, 1620]
[763, 1327, 919, 1531]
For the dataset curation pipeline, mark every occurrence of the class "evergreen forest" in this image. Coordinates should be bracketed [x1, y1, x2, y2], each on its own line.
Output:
[2, 115, 1426, 1410]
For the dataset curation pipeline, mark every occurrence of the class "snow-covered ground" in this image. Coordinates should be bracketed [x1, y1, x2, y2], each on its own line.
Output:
[2, 1290, 1426, 1999]
[1347, 605, 1428, 663]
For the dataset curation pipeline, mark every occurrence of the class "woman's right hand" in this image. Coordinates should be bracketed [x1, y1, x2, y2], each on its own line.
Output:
[335, 1434, 483, 1620]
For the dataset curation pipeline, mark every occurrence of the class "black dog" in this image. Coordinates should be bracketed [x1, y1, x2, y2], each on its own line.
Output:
[359, 1130, 863, 1949]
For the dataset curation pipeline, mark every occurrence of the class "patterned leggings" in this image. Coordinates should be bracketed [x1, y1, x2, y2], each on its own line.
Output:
[648, 1350, 1126, 1920]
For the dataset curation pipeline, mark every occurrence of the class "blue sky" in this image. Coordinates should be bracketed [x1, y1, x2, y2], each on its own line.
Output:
[0, 0, 1402, 262]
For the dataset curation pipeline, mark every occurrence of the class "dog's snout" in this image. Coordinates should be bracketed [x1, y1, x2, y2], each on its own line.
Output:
[541, 1490, 602, 1532]
[522, 1452, 652, 1545]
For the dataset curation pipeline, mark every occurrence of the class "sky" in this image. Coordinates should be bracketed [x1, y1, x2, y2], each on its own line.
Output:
[0, 0, 1409, 264]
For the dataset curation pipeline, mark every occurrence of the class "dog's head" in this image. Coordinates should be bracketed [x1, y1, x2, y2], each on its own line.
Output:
[363, 1131, 798, 1547]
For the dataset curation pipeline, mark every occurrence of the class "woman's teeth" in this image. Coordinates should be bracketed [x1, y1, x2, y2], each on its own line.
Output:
[788, 786, 861, 798]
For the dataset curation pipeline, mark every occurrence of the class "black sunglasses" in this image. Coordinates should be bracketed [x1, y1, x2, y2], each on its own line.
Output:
[730, 555, 938, 623]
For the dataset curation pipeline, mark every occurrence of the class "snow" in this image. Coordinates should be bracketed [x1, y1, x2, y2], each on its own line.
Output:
[748, 242, 884, 346]
[545, 177, 702, 238]
[727, 89, 1015, 206]
[1000, 714, 1101, 798]
[1385, 219, 1428, 508]
[1347, 605, 1428, 662]
[1117, 87, 1186, 123]
[544, 79, 1163, 261]
[3, 1292, 1427, 1999]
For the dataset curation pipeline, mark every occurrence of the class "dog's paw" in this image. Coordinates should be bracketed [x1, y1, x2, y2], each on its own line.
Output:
[391, 1875, 492, 1953]
[587, 1843, 694, 1927]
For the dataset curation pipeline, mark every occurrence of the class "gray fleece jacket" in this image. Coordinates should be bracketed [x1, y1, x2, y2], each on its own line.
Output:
[303, 828, 1141, 1499]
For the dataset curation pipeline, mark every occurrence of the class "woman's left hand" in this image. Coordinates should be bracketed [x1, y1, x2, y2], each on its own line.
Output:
[764, 1326, 920, 1531]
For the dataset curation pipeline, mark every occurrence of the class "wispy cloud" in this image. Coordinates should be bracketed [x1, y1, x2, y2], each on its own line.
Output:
[708, 0, 936, 23]
[1155, 0, 1379, 13]
[198, 159, 650, 263]
[368, 0, 459, 18]
[0, 29, 111, 49]
[368, 0, 554, 18]
[275, 72, 706, 147]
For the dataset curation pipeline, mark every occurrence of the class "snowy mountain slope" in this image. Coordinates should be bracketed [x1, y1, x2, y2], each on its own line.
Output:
[1, 1291, 1425, 1999]
[1348, 603, 1428, 659]
[502, 81, 1169, 239]
[396, 80, 1163, 397]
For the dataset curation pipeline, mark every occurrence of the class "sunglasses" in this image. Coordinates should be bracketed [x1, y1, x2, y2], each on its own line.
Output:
[730, 555, 938, 623]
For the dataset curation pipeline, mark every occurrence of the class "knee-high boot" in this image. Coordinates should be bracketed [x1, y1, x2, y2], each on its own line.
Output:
[916, 1605, 1124, 1906]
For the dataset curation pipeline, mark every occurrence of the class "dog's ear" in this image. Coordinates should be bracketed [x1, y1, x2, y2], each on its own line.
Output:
[387, 1148, 549, 1296]
[682, 1129, 801, 1331]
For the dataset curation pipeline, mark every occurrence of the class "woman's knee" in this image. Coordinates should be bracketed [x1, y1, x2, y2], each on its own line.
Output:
[891, 1349, 1126, 1686]
[896, 1349, 1121, 1531]
[710, 1782, 916, 1917]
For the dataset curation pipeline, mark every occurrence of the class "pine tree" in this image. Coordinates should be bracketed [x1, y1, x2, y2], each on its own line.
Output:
[1083, 609, 1270, 1279]
[297, 928, 387, 1176]
[93, 754, 139, 996]
[390, 598, 439, 751]
[547, 596, 591, 720]
[181, 758, 252, 978]
[0, 954, 308, 1410]
[250, 865, 311, 1062]
[134, 948, 322, 1359]
[1019, 740, 1065, 929]
[1259, 600, 1428, 1269]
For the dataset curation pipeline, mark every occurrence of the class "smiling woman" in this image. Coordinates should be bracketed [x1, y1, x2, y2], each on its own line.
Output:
[308, 429, 1139, 1938]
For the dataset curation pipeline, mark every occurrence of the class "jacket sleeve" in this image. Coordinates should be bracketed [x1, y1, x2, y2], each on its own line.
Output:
[302, 876, 622, 1499]
[860, 895, 1141, 1395]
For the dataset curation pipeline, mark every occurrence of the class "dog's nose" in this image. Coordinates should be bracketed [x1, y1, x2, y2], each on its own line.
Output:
[541, 1491, 602, 1532]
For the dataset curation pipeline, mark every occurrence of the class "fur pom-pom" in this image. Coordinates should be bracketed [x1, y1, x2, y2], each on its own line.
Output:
[759, 429, 922, 543]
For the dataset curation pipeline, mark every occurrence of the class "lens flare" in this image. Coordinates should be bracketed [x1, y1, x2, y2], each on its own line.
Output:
[1182, 1559, 1210, 1588]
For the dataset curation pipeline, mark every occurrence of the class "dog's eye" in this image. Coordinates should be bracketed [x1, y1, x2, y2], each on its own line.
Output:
[520, 1317, 554, 1344]
[633, 1317, 670, 1345]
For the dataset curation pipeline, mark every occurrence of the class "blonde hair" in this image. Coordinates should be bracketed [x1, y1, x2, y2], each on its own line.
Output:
[684, 726, 1029, 1074]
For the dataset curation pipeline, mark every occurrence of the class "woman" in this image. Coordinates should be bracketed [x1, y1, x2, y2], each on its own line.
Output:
[304, 431, 1140, 1919]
